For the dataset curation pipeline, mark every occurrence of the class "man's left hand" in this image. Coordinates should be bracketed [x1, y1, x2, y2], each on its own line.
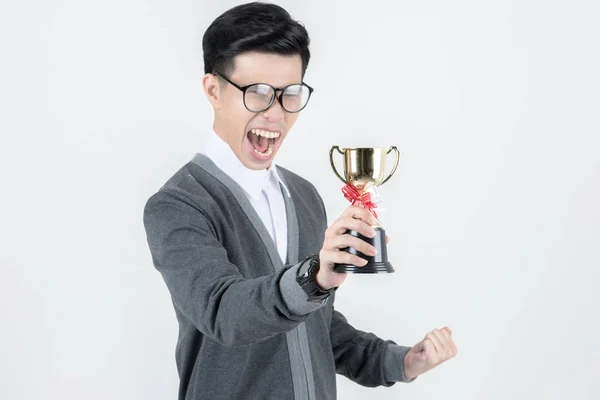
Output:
[403, 326, 457, 380]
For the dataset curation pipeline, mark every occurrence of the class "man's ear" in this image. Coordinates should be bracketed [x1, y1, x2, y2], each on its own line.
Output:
[203, 73, 222, 109]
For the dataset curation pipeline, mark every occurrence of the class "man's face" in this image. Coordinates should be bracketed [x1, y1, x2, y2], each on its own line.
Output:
[205, 52, 304, 170]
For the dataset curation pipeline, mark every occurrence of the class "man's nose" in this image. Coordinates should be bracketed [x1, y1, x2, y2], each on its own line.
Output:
[262, 94, 285, 121]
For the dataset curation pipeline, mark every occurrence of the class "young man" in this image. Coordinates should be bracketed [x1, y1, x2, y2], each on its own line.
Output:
[143, 2, 456, 399]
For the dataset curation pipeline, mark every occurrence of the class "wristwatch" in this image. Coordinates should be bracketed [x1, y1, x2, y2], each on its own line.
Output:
[296, 254, 335, 303]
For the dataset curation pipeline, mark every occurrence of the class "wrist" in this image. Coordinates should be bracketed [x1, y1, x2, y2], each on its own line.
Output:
[384, 344, 417, 383]
[403, 365, 415, 381]
[403, 356, 418, 381]
[314, 270, 330, 291]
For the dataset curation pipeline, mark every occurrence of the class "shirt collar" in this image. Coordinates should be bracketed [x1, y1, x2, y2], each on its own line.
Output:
[202, 130, 290, 200]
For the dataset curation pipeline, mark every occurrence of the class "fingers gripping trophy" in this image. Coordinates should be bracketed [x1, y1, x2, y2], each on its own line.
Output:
[329, 146, 400, 273]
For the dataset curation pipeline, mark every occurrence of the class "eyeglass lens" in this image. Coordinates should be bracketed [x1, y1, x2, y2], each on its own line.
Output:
[244, 84, 310, 112]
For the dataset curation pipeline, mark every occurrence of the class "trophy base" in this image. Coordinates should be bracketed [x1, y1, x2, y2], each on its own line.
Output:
[333, 227, 395, 274]
[334, 261, 395, 274]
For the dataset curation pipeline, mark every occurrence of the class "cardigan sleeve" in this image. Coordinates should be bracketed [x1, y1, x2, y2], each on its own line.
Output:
[329, 306, 416, 387]
[143, 189, 325, 348]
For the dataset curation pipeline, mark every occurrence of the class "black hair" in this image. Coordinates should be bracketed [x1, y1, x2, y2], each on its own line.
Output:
[202, 2, 310, 77]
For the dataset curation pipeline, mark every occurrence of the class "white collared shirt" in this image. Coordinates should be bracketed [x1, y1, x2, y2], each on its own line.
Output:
[202, 130, 289, 263]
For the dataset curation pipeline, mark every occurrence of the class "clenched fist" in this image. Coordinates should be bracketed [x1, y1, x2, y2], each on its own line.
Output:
[403, 327, 458, 380]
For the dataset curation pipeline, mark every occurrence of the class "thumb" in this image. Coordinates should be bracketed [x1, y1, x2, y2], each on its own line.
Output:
[411, 339, 426, 353]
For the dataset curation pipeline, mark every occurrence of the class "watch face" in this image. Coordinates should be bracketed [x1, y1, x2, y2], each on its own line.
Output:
[310, 255, 320, 273]
[299, 258, 312, 277]
[296, 255, 331, 302]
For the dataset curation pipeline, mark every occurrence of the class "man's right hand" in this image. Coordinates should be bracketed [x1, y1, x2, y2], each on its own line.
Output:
[316, 205, 378, 290]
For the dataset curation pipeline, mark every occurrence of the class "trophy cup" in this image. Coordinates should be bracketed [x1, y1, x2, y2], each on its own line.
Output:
[329, 146, 400, 273]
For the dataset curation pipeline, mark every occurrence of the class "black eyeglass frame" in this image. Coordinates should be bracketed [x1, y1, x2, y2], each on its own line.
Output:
[213, 72, 314, 113]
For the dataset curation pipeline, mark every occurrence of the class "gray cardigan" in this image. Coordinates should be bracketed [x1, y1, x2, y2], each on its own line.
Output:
[143, 154, 413, 400]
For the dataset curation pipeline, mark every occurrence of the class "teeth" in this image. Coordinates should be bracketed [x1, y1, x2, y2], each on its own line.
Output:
[251, 128, 280, 139]
[253, 140, 274, 157]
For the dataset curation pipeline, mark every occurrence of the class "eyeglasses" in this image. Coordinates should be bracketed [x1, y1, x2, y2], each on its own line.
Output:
[213, 72, 314, 113]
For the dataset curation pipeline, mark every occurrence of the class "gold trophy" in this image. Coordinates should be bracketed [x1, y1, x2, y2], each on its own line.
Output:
[329, 146, 400, 273]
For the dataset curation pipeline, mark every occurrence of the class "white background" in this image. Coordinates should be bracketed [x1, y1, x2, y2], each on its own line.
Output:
[1, 0, 599, 399]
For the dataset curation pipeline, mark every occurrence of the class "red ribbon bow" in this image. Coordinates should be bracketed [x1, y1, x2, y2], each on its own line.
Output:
[341, 183, 378, 219]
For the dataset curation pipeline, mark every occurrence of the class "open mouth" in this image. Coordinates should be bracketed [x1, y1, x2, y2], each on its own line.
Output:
[247, 128, 281, 158]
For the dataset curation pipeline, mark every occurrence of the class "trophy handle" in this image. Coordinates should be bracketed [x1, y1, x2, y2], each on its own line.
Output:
[329, 146, 348, 184]
[381, 146, 400, 185]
